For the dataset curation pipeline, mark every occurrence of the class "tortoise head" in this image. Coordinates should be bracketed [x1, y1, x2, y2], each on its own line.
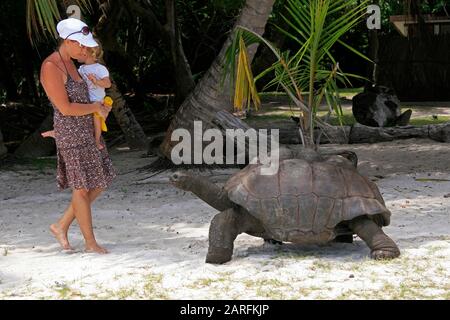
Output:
[170, 171, 192, 191]
[337, 151, 358, 168]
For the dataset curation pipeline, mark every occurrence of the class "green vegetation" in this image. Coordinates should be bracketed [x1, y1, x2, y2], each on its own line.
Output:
[53, 283, 84, 299]
[247, 105, 450, 127]
[226, 0, 371, 146]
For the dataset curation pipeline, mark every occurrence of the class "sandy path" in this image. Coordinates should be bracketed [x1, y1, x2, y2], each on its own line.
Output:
[0, 139, 449, 299]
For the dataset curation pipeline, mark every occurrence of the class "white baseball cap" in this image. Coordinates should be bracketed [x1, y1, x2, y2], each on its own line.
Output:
[57, 18, 98, 47]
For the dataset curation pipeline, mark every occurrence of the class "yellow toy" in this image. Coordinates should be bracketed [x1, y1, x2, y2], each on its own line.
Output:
[94, 96, 113, 132]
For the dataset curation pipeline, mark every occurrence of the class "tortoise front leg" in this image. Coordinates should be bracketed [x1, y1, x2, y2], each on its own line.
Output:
[206, 208, 241, 264]
[349, 216, 400, 260]
[206, 208, 278, 264]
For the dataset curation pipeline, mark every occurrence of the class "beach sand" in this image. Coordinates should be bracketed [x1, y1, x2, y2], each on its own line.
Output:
[0, 138, 449, 299]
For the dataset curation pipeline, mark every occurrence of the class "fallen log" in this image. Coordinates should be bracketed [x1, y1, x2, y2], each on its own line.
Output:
[348, 122, 450, 143]
[277, 122, 450, 144]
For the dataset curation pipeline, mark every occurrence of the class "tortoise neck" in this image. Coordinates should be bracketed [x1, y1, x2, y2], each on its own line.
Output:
[184, 175, 234, 211]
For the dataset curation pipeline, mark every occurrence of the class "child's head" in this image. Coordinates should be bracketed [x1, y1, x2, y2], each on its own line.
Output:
[85, 43, 103, 62]
[77, 39, 103, 64]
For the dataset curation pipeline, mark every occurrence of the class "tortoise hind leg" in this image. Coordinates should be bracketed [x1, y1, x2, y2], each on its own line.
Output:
[349, 216, 400, 260]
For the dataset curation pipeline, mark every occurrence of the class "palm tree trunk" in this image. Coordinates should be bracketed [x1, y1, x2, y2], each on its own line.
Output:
[368, 29, 379, 84]
[106, 80, 149, 150]
[95, 0, 148, 150]
[165, 0, 196, 105]
[0, 51, 18, 101]
[406, 0, 428, 36]
[368, 0, 379, 84]
[62, 0, 148, 150]
[125, 0, 196, 105]
[160, 0, 276, 159]
[252, 1, 289, 92]
[15, 35, 39, 104]
[0, 127, 7, 159]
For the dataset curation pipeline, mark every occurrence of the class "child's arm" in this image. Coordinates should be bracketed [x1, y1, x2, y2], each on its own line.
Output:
[87, 74, 111, 89]
[41, 62, 105, 117]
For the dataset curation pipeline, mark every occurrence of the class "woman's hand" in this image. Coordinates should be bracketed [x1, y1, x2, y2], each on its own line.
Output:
[96, 101, 112, 119]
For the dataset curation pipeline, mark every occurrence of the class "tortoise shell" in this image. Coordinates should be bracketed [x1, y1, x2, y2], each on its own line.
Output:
[225, 158, 391, 243]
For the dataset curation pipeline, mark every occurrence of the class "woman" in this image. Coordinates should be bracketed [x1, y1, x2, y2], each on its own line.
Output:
[40, 18, 116, 254]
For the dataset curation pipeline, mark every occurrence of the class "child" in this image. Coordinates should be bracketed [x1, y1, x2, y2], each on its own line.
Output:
[42, 44, 111, 150]
[79, 44, 112, 150]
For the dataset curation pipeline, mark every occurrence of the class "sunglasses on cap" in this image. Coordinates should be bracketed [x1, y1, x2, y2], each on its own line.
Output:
[65, 26, 90, 40]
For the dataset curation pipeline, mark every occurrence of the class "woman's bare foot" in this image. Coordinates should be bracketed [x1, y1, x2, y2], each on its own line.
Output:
[85, 242, 109, 254]
[50, 223, 73, 250]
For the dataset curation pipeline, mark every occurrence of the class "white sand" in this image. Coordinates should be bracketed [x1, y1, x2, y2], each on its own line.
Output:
[0, 138, 449, 299]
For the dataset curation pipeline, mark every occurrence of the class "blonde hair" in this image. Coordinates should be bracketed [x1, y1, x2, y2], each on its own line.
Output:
[86, 41, 103, 61]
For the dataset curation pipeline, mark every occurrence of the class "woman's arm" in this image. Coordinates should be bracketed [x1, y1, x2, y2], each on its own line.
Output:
[40, 61, 102, 117]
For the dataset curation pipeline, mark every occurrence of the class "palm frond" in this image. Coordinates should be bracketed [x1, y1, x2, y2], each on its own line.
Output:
[26, 0, 93, 46]
[233, 36, 261, 112]
[222, 0, 370, 147]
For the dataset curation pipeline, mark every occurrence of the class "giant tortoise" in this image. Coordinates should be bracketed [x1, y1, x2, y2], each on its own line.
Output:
[170, 147, 400, 264]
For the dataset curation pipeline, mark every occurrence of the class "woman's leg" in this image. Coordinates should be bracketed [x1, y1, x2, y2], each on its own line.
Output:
[50, 188, 104, 250]
[71, 188, 108, 253]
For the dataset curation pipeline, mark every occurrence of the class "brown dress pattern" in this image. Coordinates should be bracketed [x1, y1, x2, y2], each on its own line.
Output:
[52, 74, 117, 191]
